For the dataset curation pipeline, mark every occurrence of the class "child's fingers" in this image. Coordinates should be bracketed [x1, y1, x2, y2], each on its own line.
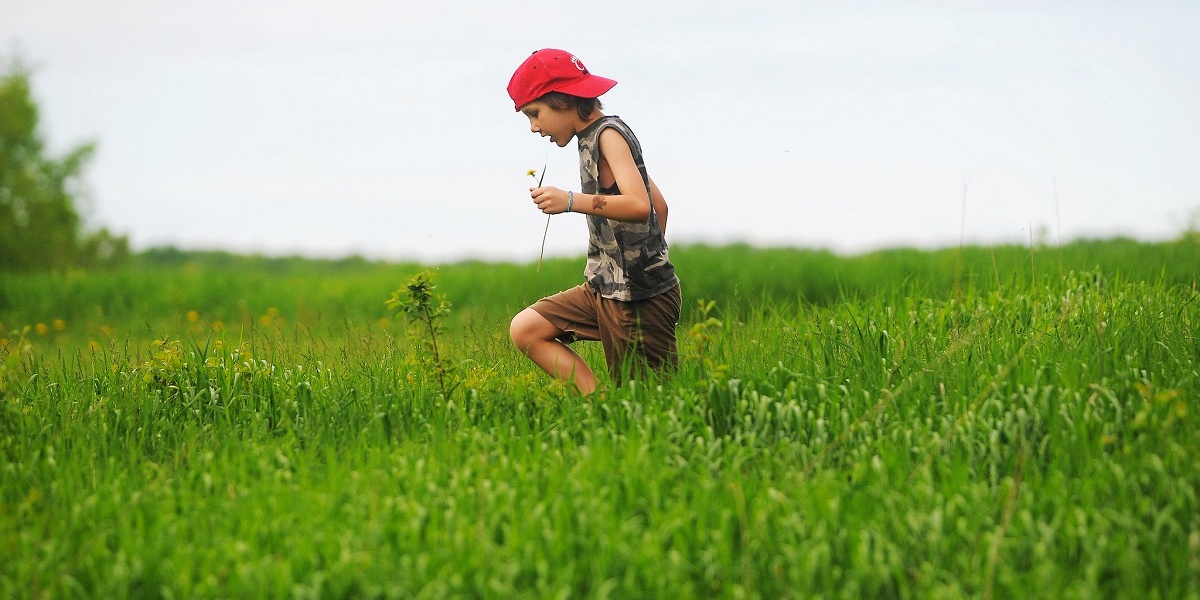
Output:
[530, 187, 546, 211]
[529, 186, 565, 213]
[530, 186, 555, 202]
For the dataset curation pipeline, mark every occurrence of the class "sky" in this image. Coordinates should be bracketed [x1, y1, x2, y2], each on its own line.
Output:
[4, 0, 1199, 263]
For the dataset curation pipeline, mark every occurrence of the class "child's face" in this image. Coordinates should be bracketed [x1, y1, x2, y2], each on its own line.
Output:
[520, 101, 576, 148]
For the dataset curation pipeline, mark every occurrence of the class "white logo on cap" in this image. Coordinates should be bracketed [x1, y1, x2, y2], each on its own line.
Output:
[569, 55, 586, 72]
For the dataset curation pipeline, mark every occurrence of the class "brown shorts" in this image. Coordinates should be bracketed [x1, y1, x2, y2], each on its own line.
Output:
[531, 283, 682, 380]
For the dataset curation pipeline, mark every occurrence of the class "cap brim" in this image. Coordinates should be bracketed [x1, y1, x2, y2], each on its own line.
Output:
[555, 75, 617, 100]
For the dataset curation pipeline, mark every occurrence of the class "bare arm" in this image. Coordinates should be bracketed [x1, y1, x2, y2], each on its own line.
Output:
[649, 176, 668, 235]
[529, 128, 652, 222]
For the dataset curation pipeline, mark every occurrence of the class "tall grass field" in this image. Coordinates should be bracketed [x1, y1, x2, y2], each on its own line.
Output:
[2, 239, 1198, 598]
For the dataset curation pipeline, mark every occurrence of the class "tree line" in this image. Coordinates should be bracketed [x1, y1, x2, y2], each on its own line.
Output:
[1, 56, 128, 271]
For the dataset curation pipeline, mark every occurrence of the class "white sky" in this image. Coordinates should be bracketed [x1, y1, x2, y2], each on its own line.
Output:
[4, 0, 1199, 262]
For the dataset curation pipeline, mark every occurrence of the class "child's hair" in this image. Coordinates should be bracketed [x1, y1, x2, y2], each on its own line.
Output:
[540, 91, 603, 121]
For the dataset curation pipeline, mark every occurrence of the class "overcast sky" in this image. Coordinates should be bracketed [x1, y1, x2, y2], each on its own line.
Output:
[4, 0, 1198, 262]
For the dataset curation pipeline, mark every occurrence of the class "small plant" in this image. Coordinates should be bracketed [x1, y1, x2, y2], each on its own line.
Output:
[688, 299, 729, 384]
[386, 270, 459, 401]
[139, 336, 185, 385]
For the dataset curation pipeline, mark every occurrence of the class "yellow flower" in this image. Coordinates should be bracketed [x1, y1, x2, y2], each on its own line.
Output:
[258, 307, 280, 328]
[35, 323, 49, 335]
[526, 169, 538, 177]
[53, 319, 66, 331]
[186, 310, 200, 323]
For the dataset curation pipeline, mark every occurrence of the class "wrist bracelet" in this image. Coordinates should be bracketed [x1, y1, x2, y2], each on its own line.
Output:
[567, 190, 574, 213]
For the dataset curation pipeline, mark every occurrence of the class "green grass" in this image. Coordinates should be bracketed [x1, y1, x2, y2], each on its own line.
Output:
[1, 239, 1199, 598]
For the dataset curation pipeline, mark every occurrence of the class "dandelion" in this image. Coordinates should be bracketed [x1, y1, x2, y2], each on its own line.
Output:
[53, 319, 66, 331]
[35, 323, 48, 335]
[186, 310, 200, 323]
[528, 165, 550, 272]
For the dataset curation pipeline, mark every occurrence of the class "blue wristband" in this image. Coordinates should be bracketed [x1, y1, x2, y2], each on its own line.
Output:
[567, 190, 574, 213]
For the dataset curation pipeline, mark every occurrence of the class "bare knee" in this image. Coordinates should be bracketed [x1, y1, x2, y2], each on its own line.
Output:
[510, 308, 545, 354]
[509, 315, 529, 353]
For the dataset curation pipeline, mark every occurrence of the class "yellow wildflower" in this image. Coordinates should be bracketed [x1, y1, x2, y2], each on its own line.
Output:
[186, 310, 200, 323]
[258, 307, 281, 328]
[526, 169, 538, 177]
[35, 323, 49, 335]
[53, 319, 66, 331]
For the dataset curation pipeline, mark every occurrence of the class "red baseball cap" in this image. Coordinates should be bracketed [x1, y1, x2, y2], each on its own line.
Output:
[507, 49, 617, 111]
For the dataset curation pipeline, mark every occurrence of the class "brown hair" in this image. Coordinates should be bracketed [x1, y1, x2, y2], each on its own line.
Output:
[540, 91, 602, 121]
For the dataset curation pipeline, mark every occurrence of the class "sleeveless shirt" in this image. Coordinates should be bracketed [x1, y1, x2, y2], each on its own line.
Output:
[576, 116, 679, 301]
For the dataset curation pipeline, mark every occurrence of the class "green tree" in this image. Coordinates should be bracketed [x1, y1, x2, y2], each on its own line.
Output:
[0, 57, 127, 271]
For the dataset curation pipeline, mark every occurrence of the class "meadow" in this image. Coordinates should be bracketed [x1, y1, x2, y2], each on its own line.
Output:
[1, 238, 1198, 598]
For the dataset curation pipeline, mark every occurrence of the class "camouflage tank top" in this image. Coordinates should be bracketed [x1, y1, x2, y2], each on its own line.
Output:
[576, 116, 679, 301]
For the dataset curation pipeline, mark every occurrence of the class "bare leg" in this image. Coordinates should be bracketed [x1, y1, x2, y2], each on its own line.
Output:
[509, 308, 597, 395]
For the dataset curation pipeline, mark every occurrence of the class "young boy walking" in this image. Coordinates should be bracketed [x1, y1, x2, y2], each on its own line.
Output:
[507, 48, 681, 395]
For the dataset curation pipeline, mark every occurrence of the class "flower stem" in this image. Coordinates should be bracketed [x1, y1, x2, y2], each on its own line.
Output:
[538, 215, 551, 272]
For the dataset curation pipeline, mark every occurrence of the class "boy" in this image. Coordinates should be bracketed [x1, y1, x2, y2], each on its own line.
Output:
[507, 48, 681, 396]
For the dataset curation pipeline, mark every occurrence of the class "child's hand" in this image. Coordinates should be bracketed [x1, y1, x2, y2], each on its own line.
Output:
[530, 186, 571, 215]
